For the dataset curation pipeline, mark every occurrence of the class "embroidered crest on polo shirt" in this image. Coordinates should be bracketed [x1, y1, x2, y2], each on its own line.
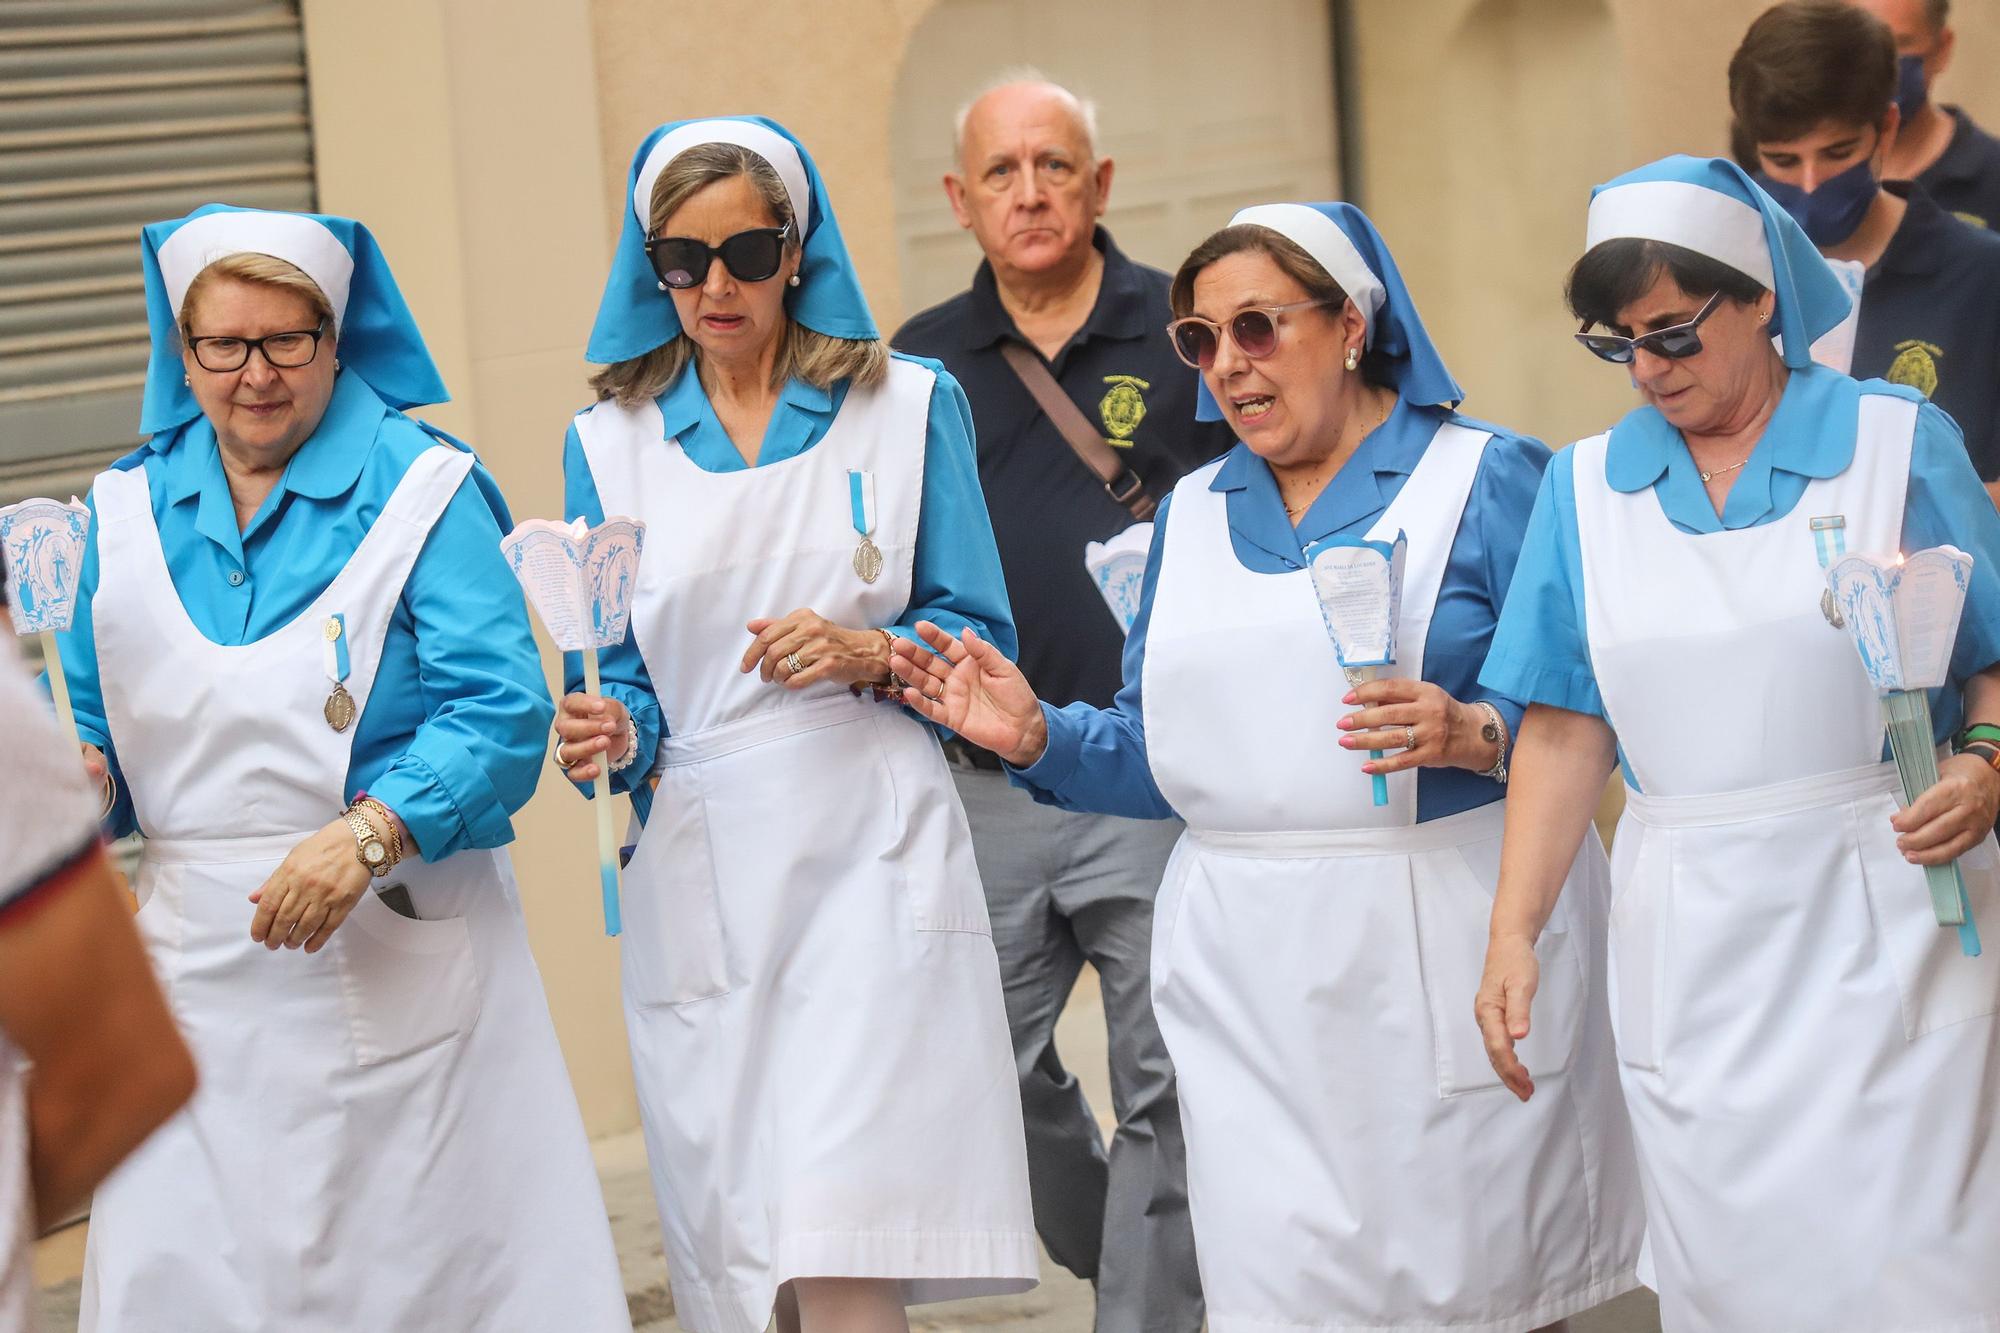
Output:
[1099, 374, 1149, 448]
[1888, 339, 1942, 398]
[1951, 210, 1989, 230]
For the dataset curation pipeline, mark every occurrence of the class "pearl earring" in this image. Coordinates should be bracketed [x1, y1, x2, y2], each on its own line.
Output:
[1344, 347, 1360, 372]
[183, 373, 190, 387]
[657, 280, 668, 292]
[333, 357, 341, 371]
[788, 274, 801, 288]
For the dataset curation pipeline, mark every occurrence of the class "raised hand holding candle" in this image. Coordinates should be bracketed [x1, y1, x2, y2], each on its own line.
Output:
[1827, 544, 1981, 955]
[1304, 531, 1408, 807]
[503, 516, 647, 937]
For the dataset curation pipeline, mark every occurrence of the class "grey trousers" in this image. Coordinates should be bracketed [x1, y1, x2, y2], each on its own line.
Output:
[950, 767, 1204, 1333]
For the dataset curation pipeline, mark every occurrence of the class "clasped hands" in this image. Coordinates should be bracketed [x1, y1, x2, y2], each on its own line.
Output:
[555, 608, 895, 784]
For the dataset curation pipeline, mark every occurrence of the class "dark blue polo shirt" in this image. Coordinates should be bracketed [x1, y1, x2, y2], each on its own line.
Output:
[1853, 181, 2000, 479]
[893, 229, 1233, 711]
[1915, 105, 2000, 231]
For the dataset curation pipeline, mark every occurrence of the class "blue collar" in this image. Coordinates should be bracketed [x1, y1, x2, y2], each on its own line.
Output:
[159, 373, 390, 549]
[1209, 396, 1443, 562]
[1603, 364, 1861, 531]
[654, 367, 834, 442]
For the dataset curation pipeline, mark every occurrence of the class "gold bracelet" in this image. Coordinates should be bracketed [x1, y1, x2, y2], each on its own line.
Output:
[354, 796, 405, 867]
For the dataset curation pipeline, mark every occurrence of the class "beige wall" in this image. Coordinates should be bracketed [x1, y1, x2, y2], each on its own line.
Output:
[296, 0, 2000, 1140]
[302, 0, 636, 1137]
[1354, 0, 2000, 450]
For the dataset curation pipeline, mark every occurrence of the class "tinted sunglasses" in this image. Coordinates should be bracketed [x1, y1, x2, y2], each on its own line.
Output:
[1574, 291, 1725, 364]
[643, 220, 793, 290]
[1166, 298, 1335, 370]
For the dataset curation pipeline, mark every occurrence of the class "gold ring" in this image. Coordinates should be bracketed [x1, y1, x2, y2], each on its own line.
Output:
[785, 651, 806, 675]
[1403, 725, 1417, 750]
[553, 740, 576, 770]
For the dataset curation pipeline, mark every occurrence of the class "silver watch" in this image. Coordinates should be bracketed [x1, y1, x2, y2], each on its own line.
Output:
[1474, 700, 1510, 784]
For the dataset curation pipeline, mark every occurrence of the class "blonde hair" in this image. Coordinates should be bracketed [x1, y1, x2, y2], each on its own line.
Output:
[590, 142, 887, 407]
[176, 251, 335, 342]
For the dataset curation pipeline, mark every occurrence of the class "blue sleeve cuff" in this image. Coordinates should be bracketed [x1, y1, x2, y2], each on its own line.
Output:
[367, 728, 516, 859]
[1478, 654, 1605, 721]
[1007, 701, 1084, 796]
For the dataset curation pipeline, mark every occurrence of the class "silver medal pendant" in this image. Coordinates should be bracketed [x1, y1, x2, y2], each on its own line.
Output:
[1821, 587, 1845, 629]
[324, 681, 356, 732]
[853, 535, 883, 584]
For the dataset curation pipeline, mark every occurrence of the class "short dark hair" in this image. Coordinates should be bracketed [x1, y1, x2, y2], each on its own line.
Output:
[1925, 0, 1950, 33]
[1565, 239, 1768, 331]
[1730, 1, 1896, 145]
[1170, 223, 1392, 384]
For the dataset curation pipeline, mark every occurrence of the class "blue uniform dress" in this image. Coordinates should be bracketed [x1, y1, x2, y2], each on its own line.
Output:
[1483, 372, 2000, 773]
[59, 372, 554, 853]
[561, 355, 1015, 818]
[1016, 396, 1547, 818]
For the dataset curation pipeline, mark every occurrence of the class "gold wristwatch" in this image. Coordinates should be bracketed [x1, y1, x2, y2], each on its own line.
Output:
[342, 804, 394, 878]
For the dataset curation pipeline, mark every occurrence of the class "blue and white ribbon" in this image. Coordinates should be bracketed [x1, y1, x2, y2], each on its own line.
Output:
[847, 469, 876, 541]
[323, 612, 349, 687]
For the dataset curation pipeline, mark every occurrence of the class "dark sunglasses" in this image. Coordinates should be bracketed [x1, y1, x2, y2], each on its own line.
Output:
[643, 220, 793, 290]
[1166, 298, 1335, 370]
[1574, 291, 1726, 364]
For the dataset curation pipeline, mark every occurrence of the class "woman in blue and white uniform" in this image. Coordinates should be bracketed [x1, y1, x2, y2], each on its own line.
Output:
[553, 118, 1036, 1333]
[56, 205, 629, 1329]
[892, 202, 1642, 1333]
[1477, 155, 2000, 1332]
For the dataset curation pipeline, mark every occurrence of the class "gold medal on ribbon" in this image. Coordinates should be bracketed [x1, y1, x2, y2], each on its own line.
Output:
[324, 681, 356, 732]
[853, 535, 883, 584]
[322, 614, 355, 731]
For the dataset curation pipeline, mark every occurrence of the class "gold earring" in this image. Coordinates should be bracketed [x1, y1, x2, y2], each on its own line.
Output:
[1758, 309, 1769, 325]
[1344, 347, 1360, 371]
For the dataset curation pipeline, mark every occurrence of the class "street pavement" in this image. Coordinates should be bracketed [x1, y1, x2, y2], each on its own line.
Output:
[36, 968, 1661, 1332]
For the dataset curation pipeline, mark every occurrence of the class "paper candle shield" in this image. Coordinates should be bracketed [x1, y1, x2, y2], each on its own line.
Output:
[501, 517, 646, 651]
[1083, 522, 1154, 635]
[0, 496, 91, 636]
[1826, 546, 1972, 693]
[1303, 532, 1407, 670]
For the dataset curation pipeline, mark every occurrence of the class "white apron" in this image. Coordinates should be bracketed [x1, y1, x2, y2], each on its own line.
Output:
[1, 1045, 29, 1333]
[576, 360, 1036, 1333]
[1574, 390, 2000, 1332]
[78, 447, 630, 1333]
[1141, 424, 1644, 1333]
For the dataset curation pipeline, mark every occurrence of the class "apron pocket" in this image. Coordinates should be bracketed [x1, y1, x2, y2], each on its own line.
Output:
[873, 712, 993, 935]
[1859, 825, 2000, 1040]
[621, 783, 732, 1008]
[1606, 820, 1670, 1072]
[336, 886, 481, 1067]
[1413, 841, 1585, 1097]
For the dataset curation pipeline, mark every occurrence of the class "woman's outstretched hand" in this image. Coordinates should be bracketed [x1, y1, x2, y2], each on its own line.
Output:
[891, 622, 1048, 768]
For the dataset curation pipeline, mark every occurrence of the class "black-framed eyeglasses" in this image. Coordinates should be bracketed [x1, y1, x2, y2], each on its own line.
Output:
[1574, 291, 1726, 364]
[1166, 298, 1337, 370]
[186, 324, 327, 373]
[643, 220, 793, 290]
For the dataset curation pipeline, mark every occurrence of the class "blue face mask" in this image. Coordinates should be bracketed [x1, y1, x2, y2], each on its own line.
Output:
[1895, 53, 1930, 120]
[1756, 155, 1879, 247]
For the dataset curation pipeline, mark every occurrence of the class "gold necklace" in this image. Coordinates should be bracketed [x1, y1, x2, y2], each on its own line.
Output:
[1280, 393, 1392, 519]
[1698, 457, 1750, 483]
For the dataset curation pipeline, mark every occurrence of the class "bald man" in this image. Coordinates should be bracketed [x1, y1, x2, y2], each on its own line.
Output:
[893, 75, 1222, 1333]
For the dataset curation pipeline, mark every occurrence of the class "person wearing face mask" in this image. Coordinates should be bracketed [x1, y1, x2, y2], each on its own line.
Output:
[1478, 153, 2000, 1332]
[1731, 0, 2000, 505]
[1850, 0, 2000, 230]
[556, 117, 1036, 1333]
[887, 201, 1644, 1333]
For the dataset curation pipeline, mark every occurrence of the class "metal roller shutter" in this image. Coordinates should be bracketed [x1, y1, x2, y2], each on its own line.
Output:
[0, 0, 315, 502]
